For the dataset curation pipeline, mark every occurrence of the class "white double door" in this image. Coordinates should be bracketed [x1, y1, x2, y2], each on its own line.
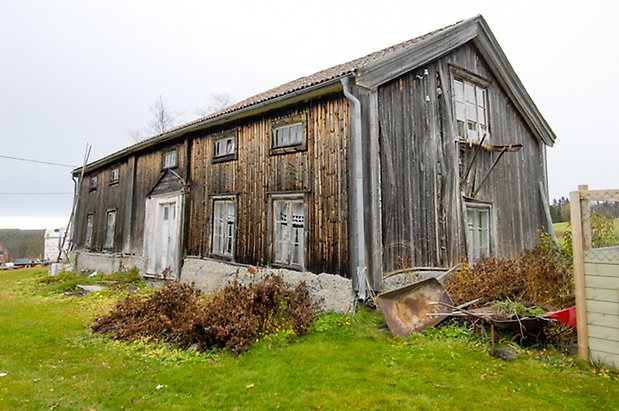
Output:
[144, 193, 183, 277]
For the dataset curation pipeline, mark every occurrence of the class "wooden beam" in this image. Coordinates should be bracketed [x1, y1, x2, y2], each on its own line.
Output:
[571, 184, 589, 361]
[579, 189, 619, 201]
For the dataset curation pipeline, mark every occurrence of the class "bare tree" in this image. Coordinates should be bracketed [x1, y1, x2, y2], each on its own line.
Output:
[196, 92, 234, 117]
[128, 95, 182, 143]
[148, 95, 181, 135]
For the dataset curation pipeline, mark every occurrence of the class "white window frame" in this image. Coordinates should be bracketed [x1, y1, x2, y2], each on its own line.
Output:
[271, 195, 306, 270]
[465, 202, 492, 263]
[104, 209, 116, 250]
[270, 114, 307, 154]
[162, 149, 177, 169]
[109, 167, 120, 183]
[211, 197, 236, 259]
[273, 122, 304, 148]
[213, 135, 237, 161]
[89, 176, 98, 191]
[453, 73, 490, 142]
[84, 214, 94, 248]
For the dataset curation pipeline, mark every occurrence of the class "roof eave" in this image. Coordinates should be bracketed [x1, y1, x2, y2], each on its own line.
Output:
[73, 75, 348, 175]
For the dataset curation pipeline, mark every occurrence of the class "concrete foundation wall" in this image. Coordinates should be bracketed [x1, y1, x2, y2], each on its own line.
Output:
[75, 251, 145, 274]
[181, 257, 354, 313]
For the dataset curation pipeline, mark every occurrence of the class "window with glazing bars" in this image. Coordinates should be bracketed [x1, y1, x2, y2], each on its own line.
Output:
[214, 136, 236, 159]
[104, 210, 116, 249]
[273, 198, 305, 269]
[466, 204, 491, 263]
[163, 150, 177, 169]
[84, 214, 94, 248]
[272, 122, 304, 148]
[212, 198, 235, 258]
[453, 77, 489, 142]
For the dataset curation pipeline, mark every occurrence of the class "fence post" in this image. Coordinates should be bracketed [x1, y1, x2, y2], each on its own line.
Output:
[570, 184, 589, 361]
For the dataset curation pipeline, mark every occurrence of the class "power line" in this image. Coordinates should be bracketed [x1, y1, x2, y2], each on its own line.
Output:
[0, 155, 77, 168]
[0, 192, 73, 195]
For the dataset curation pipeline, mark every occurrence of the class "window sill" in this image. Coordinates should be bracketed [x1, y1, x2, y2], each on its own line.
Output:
[269, 144, 307, 156]
[212, 153, 237, 163]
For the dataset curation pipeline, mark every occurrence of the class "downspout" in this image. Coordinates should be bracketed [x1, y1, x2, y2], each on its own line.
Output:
[341, 76, 367, 301]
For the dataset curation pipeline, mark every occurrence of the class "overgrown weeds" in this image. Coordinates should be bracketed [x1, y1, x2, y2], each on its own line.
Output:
[92, 275, 318, 354]
[445, 231, 573, 309]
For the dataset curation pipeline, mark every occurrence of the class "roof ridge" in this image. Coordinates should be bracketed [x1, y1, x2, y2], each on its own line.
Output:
[152, 19, 464, 138]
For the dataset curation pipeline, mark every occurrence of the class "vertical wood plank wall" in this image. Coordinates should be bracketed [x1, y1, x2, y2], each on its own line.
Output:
[378, 42, 546, 272]
[187, 96, 350, 275]
[76, 94, 351, 277]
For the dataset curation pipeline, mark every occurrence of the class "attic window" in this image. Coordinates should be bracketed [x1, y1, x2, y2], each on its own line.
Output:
[162, 149, 177, 169]
[270, 114, 307, 154]
[109, 168, 120, 184]
[453, 76, 489, 142]
[213, 134, 237, 162]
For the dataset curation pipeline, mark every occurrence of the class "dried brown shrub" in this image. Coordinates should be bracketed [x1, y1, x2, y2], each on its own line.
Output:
[445, 232, 574, 309]
[92, 274, 317, 354]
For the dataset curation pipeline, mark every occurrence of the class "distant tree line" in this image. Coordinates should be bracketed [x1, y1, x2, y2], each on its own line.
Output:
[550, 198, 619, 223]
[0, 229, 44, 261]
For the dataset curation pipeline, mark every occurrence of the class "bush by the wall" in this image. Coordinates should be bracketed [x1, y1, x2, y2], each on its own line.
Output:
[92, 275, 318, 354]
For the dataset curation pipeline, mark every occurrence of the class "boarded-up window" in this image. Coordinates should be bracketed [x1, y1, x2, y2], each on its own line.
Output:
[162, 150, 177, 169]
[212, 198, 235, 258]
[84, 214, 94, 248]
[213, 135, 236, 160]
[104, 210, 116, 249]
[466, 203, 491, 263]
[273, 197, 306, 269]
[454, 77, 489, 142]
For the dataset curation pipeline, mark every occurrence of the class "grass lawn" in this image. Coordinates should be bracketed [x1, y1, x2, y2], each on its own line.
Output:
[1, 268, 618, 410]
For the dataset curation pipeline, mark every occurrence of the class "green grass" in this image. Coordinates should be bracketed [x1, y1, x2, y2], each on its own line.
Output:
[1, 268, 618, 410]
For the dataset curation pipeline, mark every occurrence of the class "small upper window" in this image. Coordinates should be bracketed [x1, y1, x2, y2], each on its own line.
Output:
[109, 168, 120, 183]
[213, 135, 236, 161]
[453, 77, 489, 142]
[270, 114, 307, 154]
[163, 150, 177, 169]
[273, 122, 303, 148]
[89, 176, 98, 191]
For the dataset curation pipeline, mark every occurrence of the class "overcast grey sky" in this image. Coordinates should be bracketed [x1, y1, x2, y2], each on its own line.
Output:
[1, 0, 617, 229]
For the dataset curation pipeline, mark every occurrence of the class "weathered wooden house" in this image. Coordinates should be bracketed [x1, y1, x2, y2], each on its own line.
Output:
[71, 15, 556, 299]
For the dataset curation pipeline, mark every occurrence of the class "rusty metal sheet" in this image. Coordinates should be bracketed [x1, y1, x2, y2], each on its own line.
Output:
[376, 278, 454, 337]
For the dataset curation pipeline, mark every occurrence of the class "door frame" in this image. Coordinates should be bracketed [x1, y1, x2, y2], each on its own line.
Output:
[143, 192, 184, 278]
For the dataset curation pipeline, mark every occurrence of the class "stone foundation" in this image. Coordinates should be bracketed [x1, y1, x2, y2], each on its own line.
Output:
[180, 257, 354, 313]
[75, 251, 145, 274]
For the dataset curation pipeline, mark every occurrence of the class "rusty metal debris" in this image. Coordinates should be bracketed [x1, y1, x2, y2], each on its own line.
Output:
[376, 278, 454, 337]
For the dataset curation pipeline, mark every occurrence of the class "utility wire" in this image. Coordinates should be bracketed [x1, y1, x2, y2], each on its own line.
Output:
[0, 192, 73, 195]
[0, 154, 77, 168]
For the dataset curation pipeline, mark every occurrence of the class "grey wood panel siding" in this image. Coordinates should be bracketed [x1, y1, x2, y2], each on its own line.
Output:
[184, 95, 350, 276]
[74, 161, 129, 253]
[378, 42, 546, 272]
[74, 143, 187, 256]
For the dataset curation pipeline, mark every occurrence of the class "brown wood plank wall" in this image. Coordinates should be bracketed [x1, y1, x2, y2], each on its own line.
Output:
[186, 95, 350, 275]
